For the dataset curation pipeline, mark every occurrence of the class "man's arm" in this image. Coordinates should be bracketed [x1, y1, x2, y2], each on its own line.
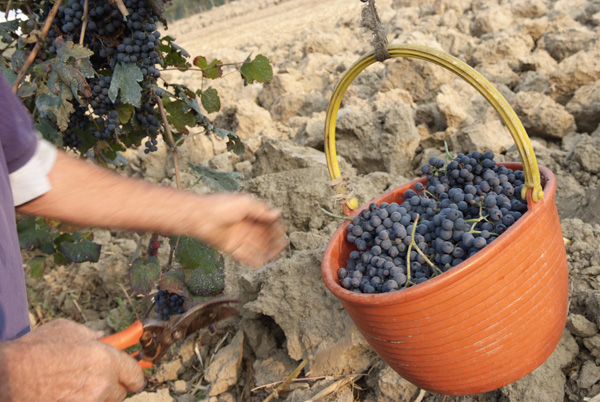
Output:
[17, 150, 287, 268]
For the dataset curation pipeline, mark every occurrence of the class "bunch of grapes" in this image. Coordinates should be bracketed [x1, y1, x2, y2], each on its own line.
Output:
[338, 150, 529, 294]
[154, 287, 186, 321]
[40, 0, 164, 152]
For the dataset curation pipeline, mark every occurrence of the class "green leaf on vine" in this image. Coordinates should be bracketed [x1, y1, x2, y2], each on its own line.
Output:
[108, 63, 143, 107]
[54, 62, 92, 102]
[0, 61, 17, 84]
[175, 85, 204, 116]
[162, 97, 195, 134]
[0, 20, 19, 43]
[79, 58, 95, 78]
[11, 49, 25, 73]
[59, 233, 101, 263]
[28, 256, 47, 279]
[159, 36, 190, 69]
[158, 270, 186, 294]
[54, 253, 70, 266]
[170, 236, 222, 271]
[35, 85, 74, 131]
[130, 257, 161, 296]
[55, 38, 93, 63]
[227, 134, 245, 155]
[17, 82, 36, 98]
[188, 163, 244, 192]
[200, 87, 220, 113]
[117, 103, 135, 124]
[193, 56, 223, 79]
[214, 127, 245, 156]
[240, 54, 273, 84]
[186, 265, 225, 297]
[17, 217, 55, 254]
[35, 118, 62, 146]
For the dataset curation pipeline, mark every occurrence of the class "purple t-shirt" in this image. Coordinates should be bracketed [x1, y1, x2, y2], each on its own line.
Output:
[0, 75, 37, 340]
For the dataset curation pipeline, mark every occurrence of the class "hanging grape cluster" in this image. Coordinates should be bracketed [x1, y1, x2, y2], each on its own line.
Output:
[40, 0, 163, 153]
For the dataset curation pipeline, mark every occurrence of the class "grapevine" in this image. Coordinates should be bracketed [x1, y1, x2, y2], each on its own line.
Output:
[4, 0, 273, 308]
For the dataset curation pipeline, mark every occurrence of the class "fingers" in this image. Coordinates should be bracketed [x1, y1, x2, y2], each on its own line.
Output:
[112, 349, 146, 394]
[105, 384, 128, 402]
[226, 220, 288, 268]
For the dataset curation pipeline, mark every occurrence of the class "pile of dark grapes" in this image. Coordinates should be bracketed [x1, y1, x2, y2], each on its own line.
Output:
[39, 0, 164, 152]
[154, 287, 186, 321]
[338, 150, 529, 294]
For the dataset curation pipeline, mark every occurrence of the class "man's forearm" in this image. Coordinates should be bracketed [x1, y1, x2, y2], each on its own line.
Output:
[17, 150, 287, 268]
[17, 150, 205, 237]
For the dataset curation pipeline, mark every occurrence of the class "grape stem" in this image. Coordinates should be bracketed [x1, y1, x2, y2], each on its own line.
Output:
[406, 214, 441, 286]
[321, 208, 354, 221]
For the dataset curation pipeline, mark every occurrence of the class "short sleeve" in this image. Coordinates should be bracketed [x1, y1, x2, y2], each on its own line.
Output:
[9, 136, 57, 206]
[0, 75, 37, 173]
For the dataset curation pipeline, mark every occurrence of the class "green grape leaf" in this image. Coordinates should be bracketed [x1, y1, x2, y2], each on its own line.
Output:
[117, 103, 135, 124]
[170, 236, 222, 271]
[17, 82, 37, 98]
[17, 217, 55, 254]
[108, 63, 143, 107]
[59, 233, 101, 263]
[186, 265, 225, 297]
[0, 61, 17, 84]
[55, 38, 93, 63]
[214, 127, 245, 155]
[35, 117, 62, 146]
[54, 253, 70, 266]
[0, 20, 19, 43]
[227, 133, 245, 155]
[129, 257, 161, 296]
[175, 85, 204, 116]
[79, 58, 95, 78]
[200, 87, 220, 113]
[188, 163, 244, 192]
[193, 56, 223, 79]
[54, 61, 92, 101]
[159, 36, 190, 69]
[35, 85, 74, 131]
[158, 270, 186, 294]
[28, 256, 47, 279]
[240, 54, 273, 84]
[100, 151, 128, 168]
[11, 49, 25, 73]
[162, 97, 195, 134]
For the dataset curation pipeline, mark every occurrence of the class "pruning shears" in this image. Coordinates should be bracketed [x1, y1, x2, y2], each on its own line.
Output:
[101, 297, 241, 368]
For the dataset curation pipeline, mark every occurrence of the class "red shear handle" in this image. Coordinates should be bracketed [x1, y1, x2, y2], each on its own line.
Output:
[100, 321, 153, 369]
[101, 321, 144, 350]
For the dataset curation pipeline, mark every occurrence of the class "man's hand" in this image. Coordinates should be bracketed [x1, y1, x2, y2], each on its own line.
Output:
[0, 319, 145, 402]
[187, 193, 288, 268]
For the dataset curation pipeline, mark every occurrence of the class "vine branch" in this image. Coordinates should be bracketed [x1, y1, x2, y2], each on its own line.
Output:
[5, 0, 12, 19]
[78, 0, 89, 68]
[156, 95, 182, 191]
[12, 0, 63, 94]
[156, 94, 182, 267]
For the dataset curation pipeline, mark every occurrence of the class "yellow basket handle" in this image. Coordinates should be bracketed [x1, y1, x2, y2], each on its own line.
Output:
[325, 44, 543, 210]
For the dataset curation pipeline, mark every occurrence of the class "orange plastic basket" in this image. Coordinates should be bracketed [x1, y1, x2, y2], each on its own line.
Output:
[321, 44, 568, 395]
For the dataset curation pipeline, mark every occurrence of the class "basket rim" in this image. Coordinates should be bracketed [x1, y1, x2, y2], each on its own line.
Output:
[320, 163, 557, 307]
